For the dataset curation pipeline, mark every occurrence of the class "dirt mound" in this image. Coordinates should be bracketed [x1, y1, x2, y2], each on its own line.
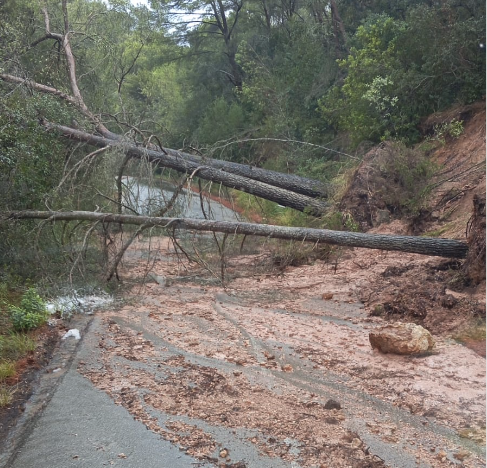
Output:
[339, 142, 406, 231]
[419, 101, 486, 136]
[342, 102, 486, 355]
[341, 101, 486, 238]
[359, 258, 484, 335]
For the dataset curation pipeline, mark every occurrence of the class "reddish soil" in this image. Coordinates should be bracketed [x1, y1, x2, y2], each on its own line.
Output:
[78, 234, 485, 467]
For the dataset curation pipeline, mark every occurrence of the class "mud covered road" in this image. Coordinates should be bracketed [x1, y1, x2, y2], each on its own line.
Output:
[64, 235, 486, 468]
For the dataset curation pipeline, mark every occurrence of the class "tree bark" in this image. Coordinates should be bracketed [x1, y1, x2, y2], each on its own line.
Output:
[3, 210, 469, 258]
[0, 73, 328, 198]
[177, 150, 329, 198]
[46, 123, 330, 216]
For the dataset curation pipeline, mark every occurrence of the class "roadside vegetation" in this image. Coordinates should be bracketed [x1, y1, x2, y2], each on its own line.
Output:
[0, 285, 46, 408]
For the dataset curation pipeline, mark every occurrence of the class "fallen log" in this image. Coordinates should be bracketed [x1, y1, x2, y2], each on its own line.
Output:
[3, 210, 469, 258]
[46, 123, 329, 216]
[1, 73, 329, 198]
[166, 150, 329, 198]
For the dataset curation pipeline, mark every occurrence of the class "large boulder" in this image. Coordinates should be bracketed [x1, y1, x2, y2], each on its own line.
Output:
[369, 322, 435, 355]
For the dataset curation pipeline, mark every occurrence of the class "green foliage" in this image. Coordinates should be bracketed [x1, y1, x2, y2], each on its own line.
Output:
[321, 211, 360, 232]
[8, 289, 49, 332]
[320, 1, 485, 146]
[196, 97, 246, 151]
[430, 119, 465, 144]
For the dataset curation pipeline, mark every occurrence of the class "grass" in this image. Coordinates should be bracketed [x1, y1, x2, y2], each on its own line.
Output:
[0, 334, 36, 361]
[422, 225, 450, 237]
[0, 384, 14, 407]
[0, 284, 39, 409]
[0, 361, 16, 381]
[454, 319, 486, 342]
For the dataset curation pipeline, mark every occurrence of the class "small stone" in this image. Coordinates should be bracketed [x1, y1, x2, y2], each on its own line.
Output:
[454, 449, 470, 461]
[118, 453, 127, 459]
[440, 294, 458, 308]
[436, 450, 447, 461]
[324, 399, 341, 410]
[281, 364, 293, 372]
[264, 351, 275, 360]
[369, 322, 435, 355]
[351, 438, 362, 449]
[219, 448, 229, 458]
[322, 293, 334, 300]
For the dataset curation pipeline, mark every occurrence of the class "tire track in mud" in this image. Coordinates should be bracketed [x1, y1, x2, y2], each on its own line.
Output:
[79, 240, 485, 468]
[210, 293, 485, 467]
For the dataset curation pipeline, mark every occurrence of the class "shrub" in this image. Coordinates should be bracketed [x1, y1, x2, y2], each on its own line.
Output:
[8, 288, 48, 332]
[431, 119, 465, 144]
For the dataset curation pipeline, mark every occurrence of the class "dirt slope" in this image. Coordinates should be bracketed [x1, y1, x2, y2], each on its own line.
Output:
[340, 102, 486, 350]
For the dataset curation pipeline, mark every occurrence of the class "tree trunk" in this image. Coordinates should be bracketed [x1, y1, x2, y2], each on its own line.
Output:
[178, 150, 329, 198]
[46, 123, 330, 216]
[46, 122, 328, 199]
[0, 74, 328, 198]
[3, 210, 469, 259]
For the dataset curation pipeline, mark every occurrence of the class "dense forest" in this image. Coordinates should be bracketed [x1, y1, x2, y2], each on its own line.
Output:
[0, 0, 485, 282]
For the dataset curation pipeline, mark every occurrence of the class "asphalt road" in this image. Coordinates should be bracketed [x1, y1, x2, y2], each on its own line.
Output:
[2, 316, 213, 468]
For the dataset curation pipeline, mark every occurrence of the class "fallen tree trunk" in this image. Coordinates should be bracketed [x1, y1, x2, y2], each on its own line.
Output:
[47, 122, 328, 199]
[3, 210, 469, 258]
[46, 123, 329, 216]
[0, 75, 328, 198]
[165, 150, 329, 198]
[0, 73, 328, 199]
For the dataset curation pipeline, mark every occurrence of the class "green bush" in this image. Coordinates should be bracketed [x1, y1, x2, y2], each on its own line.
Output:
[8, 288, 48, 332]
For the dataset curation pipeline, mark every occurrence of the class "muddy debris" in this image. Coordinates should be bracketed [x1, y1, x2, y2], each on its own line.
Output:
[324, 399, 342, 410]
[75, 232, 486, 468]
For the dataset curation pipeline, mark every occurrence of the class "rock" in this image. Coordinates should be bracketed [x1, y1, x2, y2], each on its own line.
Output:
[454, 449, 470, 461]
[369, 322, 435, 355]
[322, 293, 334, 300]
[324, 399, 341, 410]
[351, 438, 362, 449]
[219, 448, 229, 458]
[436, 450, 447, 462]
[281, 364, 293, 372]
